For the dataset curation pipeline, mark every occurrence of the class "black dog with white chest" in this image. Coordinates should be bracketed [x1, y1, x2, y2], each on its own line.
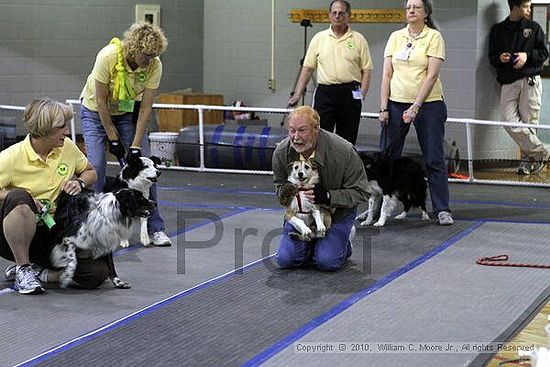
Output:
[356, 152, 429, 227]
[104, 155, 162, 247]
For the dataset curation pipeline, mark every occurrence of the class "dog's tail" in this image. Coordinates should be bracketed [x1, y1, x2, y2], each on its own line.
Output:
[52, 240, 77, 288]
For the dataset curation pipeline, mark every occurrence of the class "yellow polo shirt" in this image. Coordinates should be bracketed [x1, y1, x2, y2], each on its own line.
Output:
[304, 26, 373, 85]
[384, 26, 445, 103]
[0, 136, 89, 213]
[80, 43, 162, 115]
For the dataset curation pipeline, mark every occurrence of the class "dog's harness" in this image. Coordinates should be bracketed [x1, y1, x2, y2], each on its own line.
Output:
[295, 188, 310, 214]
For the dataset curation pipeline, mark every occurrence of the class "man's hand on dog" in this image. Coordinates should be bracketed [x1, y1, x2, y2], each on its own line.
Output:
[312, 186, 331, 206]
[279, 183, 298, 207]
[108, 139, 126, 160]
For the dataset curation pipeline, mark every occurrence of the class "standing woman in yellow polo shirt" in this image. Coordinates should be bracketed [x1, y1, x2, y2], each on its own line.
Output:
[378, 0, 454, 226]
[80, 22, 172, 246]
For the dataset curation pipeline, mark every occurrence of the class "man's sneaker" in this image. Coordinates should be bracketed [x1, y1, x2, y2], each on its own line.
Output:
[517, 161, 531, 175]
[15, 264, 44, 295]
[151, 231, 172, 247]
[438, 211, 455, 226]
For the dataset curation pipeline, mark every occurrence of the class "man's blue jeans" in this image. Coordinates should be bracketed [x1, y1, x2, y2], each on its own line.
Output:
[379, 100, 450, 214]
[80, 105, 165, 233]
[276, 209, 356, 271]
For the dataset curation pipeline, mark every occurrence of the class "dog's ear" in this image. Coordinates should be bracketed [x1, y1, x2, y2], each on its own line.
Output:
[149, 156, 162, 166]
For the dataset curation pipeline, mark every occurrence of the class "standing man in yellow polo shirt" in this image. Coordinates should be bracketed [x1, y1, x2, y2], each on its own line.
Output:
[288, 0, 372, 145]
[0, 98, 100, 294]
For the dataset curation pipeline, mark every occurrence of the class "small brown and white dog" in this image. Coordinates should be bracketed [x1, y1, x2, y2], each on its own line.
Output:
[285, 160, 332, 241]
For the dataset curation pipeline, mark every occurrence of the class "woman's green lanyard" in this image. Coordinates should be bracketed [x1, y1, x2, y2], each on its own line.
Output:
[110, 37, 136, 112]
[36, 201, 55, 229]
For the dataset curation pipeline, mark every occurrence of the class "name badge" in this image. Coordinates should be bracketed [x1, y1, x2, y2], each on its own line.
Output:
[395, 50, 409, 61]
[119, 99, 135, 112]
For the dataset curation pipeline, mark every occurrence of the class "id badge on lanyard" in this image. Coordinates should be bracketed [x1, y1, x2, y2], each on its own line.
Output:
[119, 99, 135, 113]
[395, 42, 413, 61]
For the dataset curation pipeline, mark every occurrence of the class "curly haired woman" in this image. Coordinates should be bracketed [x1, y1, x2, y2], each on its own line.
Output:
[80, 22, 171, 246]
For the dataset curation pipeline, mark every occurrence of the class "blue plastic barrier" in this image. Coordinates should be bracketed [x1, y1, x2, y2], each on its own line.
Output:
[177, 124, 287, 170]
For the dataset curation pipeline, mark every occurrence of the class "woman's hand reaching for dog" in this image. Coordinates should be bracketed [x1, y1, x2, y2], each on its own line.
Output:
[62, 178, 84, 196]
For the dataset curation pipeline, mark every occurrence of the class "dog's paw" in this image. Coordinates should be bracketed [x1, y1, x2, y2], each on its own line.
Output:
[111, 277, 131, 289]
[59, 270, 72, 288]
[289, 231, 312, 242]
[421, 211, 430, 221]
[141, 234, 152, 247]
[120, 239, 130, 248]
[360, 218, 373, 226]
[395, 211, 407, 220]
[316, 224, 326, 238]
[373, 219, 386, 227]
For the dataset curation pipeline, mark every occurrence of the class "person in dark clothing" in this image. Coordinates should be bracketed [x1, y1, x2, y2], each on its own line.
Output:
[488, 0, 550, 175]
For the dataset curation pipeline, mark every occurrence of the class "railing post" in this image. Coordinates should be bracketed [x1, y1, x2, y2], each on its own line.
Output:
[197, 107, 205, 170]
[67, 100, 77, 142]
[465, 121, 474, 182]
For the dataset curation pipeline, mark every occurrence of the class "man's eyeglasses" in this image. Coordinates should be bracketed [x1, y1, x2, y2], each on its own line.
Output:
[405, 5, 423, 11]
[330, 11, 348, 17]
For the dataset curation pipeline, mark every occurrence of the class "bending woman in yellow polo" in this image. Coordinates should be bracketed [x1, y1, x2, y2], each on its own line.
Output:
[80, 22, 171, 246]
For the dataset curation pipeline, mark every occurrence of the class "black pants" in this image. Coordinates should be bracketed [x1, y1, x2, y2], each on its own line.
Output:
[313, 82, 362, 145]
[0, 189, 110, 289]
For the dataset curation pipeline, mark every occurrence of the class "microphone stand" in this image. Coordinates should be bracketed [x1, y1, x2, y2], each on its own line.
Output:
[283, 19, 313, 126]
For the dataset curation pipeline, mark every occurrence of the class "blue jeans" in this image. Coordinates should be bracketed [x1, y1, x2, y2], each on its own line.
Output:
[379, 100, 450, 214]
[80, 105, 165, 233]
[277, 209, 356, 271]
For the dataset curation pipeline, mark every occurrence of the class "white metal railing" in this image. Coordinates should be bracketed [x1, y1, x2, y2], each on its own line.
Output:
[2, 101, 549, 187]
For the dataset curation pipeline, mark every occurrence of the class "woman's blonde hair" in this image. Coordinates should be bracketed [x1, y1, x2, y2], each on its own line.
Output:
[123, 22, 168, 57]
[288, 106, 321, 128]
[24, 98, 73, 138]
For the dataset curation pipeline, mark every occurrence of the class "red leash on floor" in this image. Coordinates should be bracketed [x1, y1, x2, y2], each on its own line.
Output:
[477, 255, 550, 269]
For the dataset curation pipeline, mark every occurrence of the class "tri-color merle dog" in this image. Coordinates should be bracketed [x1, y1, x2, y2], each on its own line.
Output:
[49, 188, 155, 288]
[356, 152, 429, 227]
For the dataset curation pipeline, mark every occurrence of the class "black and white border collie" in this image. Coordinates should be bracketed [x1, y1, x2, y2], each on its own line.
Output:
[49, 188, 155, 288]
[356, 152, 429, 227]
[285, 160, 332, 241]
[104, 155, 161, 247]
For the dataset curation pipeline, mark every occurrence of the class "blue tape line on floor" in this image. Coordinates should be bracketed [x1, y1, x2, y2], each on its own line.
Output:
[241, 221, 484, 366]
[13, 209, 278, 367]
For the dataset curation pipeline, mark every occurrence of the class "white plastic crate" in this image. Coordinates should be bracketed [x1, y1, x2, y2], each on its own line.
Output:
[149, 132, 179, 166]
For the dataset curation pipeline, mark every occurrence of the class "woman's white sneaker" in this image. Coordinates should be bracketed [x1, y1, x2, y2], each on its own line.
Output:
[437, 211, 455, 226]
[151, 231, 172, 246]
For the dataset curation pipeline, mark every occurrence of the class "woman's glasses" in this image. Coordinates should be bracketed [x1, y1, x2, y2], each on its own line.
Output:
[405, 5, 423, 11]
